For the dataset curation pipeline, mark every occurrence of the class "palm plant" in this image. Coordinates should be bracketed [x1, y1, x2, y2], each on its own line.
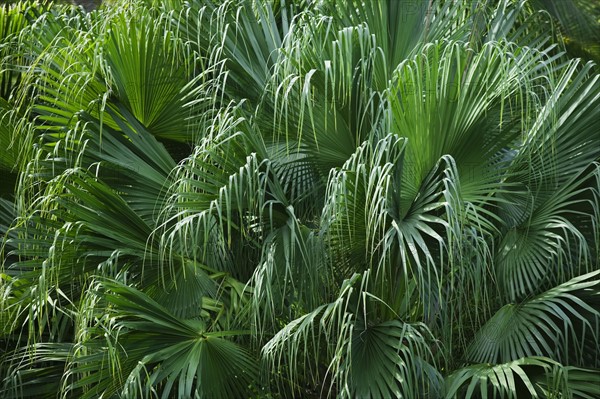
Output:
[1, 0, 599, 398]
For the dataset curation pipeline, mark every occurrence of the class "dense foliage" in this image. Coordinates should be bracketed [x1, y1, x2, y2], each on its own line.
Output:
[1, 0, 599, 397]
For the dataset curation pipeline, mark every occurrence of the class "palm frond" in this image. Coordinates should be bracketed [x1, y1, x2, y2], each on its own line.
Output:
[445, 357, 564, 399]
[350, 319, 442, 399]
[66, 278, 258, 399]
[467, 270, 600, 366]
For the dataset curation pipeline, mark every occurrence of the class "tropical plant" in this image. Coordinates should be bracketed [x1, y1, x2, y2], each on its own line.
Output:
[1, 0, 599, 398]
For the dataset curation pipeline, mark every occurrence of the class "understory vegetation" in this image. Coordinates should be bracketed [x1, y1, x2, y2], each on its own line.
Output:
[1, 0, 599, 397]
